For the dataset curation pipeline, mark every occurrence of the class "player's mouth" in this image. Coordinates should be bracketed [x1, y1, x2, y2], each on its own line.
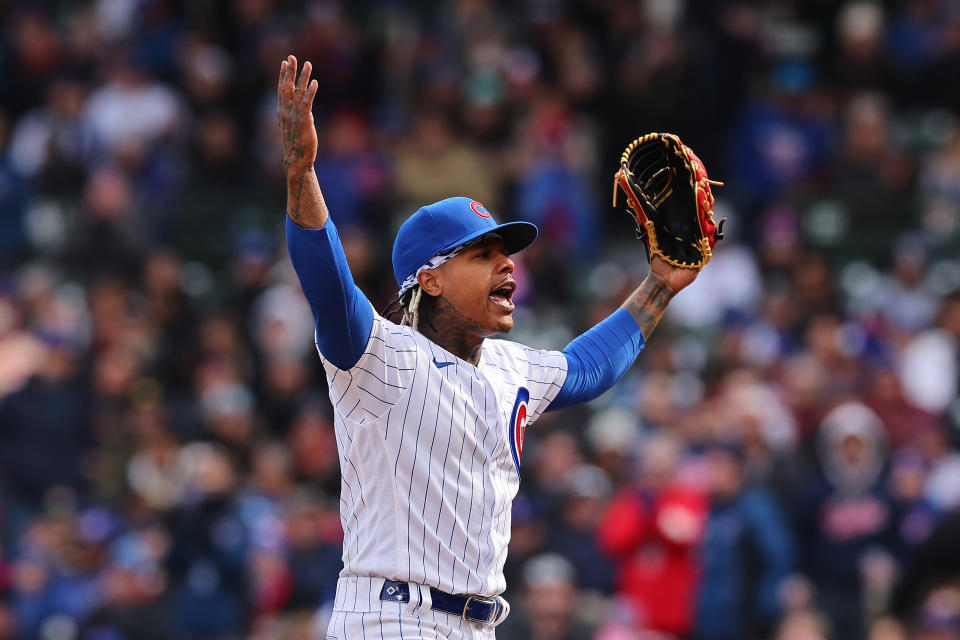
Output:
[489, 279, 516, 312]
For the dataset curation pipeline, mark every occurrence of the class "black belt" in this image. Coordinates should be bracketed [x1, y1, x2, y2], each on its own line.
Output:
[379, 579, 502, 625]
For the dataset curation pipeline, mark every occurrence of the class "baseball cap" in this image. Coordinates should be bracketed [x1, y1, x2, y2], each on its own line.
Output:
[392, 197, 538, 290]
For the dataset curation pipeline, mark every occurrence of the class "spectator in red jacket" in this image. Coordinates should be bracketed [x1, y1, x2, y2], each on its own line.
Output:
[597, 433, 708, 637]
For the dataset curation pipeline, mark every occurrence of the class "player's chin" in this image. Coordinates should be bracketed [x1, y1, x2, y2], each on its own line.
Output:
[494, 313, 514, 334]
[486, 305, 515, 333]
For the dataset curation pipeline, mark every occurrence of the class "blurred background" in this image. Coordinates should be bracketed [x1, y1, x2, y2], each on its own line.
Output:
[2, 0, 960, 639]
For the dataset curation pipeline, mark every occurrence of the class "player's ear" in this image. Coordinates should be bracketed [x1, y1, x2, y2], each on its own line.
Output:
[417, 269, 443, 297]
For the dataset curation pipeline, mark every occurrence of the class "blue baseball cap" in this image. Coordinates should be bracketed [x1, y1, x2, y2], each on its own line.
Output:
[392, 197, 538, 289]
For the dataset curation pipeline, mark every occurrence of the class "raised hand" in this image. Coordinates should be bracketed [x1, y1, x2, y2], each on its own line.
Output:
[277, 55, 319, 177]
[277, 55, 327, 229]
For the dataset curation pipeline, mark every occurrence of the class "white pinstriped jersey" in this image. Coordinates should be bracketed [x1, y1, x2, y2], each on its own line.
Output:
[318, 309, 568, 598]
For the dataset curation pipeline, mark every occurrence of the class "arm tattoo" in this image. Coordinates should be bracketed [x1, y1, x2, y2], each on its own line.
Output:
[285, 167, 327, 229]
[621, 276, 675, 340]
[280, 100, 324, 228]
[288, 174, 305, 220]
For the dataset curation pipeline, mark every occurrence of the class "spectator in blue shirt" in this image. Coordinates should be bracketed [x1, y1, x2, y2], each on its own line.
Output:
[695, 439, 797, 640]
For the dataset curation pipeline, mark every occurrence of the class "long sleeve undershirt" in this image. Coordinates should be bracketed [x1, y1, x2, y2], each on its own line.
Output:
[286, 215, 373, 371]
[548, 308, 645, 411]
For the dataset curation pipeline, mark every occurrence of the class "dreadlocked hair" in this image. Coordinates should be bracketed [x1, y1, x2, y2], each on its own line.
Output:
[403, 286, 425, 331]
[380, 286, 426, 332]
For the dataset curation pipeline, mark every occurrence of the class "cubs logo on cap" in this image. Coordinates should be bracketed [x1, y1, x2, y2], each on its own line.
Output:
[470, 200, 491, 218]
[508, 387, 530, 472]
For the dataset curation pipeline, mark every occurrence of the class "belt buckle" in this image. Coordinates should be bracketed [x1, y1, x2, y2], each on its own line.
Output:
[461, 594, 498, 625]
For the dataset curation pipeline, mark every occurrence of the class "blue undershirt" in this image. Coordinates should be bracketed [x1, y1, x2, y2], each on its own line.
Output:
[548, 307, 645, 411]
[286, 216, 374, 371]
[286, 215, 646, 407]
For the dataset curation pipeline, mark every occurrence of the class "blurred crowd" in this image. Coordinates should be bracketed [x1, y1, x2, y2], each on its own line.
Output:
[2, 0, 960, 639]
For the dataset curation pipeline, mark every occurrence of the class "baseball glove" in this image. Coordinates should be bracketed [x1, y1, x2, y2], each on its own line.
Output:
[612, 132, 725, 269]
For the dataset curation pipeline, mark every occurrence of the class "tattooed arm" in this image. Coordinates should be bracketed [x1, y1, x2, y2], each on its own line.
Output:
[279, 54, 374, 369]
[621, 256, 696, 340]
[548, 256, 698, 411]
[278, 55, 327, 229]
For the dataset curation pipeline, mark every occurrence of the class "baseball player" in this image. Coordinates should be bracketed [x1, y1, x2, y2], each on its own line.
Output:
[278, 56, 706, 639]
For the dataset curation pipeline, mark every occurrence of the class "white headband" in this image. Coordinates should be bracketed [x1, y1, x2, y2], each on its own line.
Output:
[397, 234, 500, 299]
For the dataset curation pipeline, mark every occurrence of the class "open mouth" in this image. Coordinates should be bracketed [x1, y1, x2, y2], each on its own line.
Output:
[489, 281, 516, 312]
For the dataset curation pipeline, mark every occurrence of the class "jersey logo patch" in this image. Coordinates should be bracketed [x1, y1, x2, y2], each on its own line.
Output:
[470, 200, 492, 218]
[433, 357, 455, 369]
[508, 387, 530, 472]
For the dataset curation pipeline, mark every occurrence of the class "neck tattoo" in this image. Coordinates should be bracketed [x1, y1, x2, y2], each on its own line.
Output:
[419, 296, 485, 366]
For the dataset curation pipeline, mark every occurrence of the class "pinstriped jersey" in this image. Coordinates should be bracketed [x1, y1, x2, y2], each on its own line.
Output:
[319, 309, 568, 597]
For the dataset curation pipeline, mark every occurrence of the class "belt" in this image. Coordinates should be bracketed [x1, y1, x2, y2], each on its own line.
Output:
[379, 580, 502, 626]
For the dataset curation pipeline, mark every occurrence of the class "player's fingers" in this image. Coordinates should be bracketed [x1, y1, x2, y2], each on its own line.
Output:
[279, 57, 296, 105]
[278, 60, 289, 94]
[287, 55, 298, 89]
[302, 78, 319, 109]
[297, 61, 312, 93]
[296, 79, 313, 112]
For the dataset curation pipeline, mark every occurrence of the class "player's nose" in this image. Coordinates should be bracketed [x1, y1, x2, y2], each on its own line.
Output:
[497, 252, 514, 274]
